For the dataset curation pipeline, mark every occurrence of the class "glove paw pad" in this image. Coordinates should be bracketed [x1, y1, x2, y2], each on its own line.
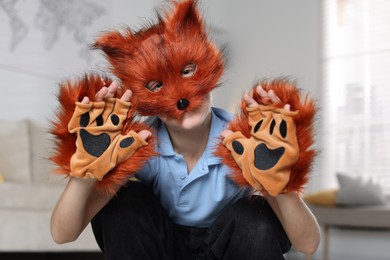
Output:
[79, 129, 110, 157]
[254, 144, 285, 171]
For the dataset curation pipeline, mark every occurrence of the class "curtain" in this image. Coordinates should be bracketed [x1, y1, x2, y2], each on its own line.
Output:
[320, 0, 390, 193]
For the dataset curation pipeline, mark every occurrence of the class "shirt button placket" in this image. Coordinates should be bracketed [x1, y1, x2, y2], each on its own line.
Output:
[175, 155, 187, 181]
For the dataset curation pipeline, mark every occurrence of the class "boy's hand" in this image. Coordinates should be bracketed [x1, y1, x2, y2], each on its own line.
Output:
[68, 81, 151, 180]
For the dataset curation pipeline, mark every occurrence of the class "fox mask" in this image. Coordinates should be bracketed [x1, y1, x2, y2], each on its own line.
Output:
[93, 0, 224, 120]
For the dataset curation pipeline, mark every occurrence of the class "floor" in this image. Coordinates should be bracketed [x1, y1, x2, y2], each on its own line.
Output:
[0, 253, 105, 260]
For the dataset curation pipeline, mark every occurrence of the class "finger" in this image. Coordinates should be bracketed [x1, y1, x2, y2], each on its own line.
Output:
[268, 90, 281, 103]
[95, 87, 108, 101]
[220, 129, 234, 138]
[256, 85, 269, 98]
[283, 104, 291, 111]
[120, 89, 132, 102]
[101, 77, 106, 86]
[243, 93, 259, 108]
[106, 81, 119, 98]
[137, 129, 152, 141]
[81, 96, 90, 104]
[117, 84, 123, 94]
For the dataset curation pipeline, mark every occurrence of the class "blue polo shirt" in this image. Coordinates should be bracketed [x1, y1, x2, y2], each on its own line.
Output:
[136, 107, 250, 228]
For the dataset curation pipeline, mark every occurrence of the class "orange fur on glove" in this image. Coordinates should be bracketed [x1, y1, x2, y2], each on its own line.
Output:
[51, 74, 156, 193]
[216, 79, 316, 195]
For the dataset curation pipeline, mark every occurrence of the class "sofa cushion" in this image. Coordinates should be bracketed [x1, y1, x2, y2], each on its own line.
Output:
[304, 189, 338, 206]
[0, 119, 31, 183]
[336, 173, 386, 206]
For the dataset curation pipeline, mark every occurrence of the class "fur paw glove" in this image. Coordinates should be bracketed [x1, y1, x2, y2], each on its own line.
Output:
[68, 98, 148, 180]
[216, 79, 316, 196]
[223, 105, 299, 196]
[51, 73, 156, 193]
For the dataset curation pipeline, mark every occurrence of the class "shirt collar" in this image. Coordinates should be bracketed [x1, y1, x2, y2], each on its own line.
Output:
[205, 107, 232, 165]
[158, 121, 176, 156]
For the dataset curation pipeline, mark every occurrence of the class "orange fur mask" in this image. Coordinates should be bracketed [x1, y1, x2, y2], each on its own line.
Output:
[93, 0, 225, 120]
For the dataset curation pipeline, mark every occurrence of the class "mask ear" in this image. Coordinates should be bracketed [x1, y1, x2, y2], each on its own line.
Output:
[165, 0, 206, 36]
[92, 29, 134, 58]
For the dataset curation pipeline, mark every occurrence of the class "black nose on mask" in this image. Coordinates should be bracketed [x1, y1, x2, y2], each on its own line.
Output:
[177, 99, 189, 110]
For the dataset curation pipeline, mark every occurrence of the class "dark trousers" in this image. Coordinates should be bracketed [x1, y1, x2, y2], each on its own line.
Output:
[91, 181, 291, 260]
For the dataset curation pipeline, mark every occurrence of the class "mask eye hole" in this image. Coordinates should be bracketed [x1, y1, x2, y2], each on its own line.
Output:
[145, 80, 163, 92]
[181, 64, 197, 78]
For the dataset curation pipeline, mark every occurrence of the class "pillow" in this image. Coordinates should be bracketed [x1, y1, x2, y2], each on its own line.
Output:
[336, 173, 386, 206]
[304, 189, 338, 207]
[0, 119, 31, 183]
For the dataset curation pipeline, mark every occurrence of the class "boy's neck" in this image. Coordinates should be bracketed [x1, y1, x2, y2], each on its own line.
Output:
[166, 112, 212, 172]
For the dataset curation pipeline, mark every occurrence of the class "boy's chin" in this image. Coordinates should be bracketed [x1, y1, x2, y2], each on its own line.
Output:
[161, 109, 210, 130]
[180, 113, 207, 129]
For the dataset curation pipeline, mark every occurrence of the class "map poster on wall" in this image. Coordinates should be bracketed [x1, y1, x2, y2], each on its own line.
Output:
[0, 0, 112, 78]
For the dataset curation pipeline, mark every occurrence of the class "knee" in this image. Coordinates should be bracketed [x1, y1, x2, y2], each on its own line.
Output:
[91, 181, 172, 254]
[208, 197, 291, 255]
[244, 197, 291, 252]
[94, 181, 165, 222]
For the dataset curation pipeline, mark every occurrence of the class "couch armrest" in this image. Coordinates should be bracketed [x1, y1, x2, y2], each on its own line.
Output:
[308, 198, 390, 229]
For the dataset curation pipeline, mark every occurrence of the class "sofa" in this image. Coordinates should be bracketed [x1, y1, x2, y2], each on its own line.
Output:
[0, 119, 99, 251]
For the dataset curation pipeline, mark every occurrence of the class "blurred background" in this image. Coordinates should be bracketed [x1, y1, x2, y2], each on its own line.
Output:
[0, 0, 389, 259]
